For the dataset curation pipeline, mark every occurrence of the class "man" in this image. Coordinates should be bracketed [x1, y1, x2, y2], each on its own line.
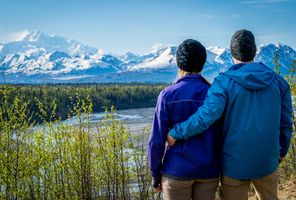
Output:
[168, 29, 293, 200]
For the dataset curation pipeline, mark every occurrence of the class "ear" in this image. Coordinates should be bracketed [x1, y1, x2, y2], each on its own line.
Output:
[232, 57, 240, 64]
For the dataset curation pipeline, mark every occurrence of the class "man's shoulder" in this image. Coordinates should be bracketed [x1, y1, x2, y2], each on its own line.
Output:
[274, 74, 290, 92]
[212, 73, 232, 88]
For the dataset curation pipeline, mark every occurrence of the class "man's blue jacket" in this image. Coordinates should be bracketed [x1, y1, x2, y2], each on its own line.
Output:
[170, 62, 293, 179]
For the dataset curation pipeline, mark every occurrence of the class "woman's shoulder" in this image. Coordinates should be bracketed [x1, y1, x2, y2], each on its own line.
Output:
[158, 85, 174, 99]
[157, 83, 181, 103]
[159, 79, 209, 102]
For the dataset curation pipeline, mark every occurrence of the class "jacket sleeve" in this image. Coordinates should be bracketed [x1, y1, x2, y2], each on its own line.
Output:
[148, 91, 169, 179]
[170, 77, 227, 140]
[279, 85, 293, 157]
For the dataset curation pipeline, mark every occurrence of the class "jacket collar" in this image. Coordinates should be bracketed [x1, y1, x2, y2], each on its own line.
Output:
[229, 62, 265, 71]
[175, 74, 207, 84]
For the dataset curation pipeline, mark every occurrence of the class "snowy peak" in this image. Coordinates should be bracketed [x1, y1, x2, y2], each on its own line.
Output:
[127, 46, 177, 71]
[206, 46, 230, 65]
[258, 43, 295, 53]
[120, 52, 141, 63]
[150, 43, 170, 54]
[207, 46, 226, 55]
[0, 30, 98, 56]
[256, 43, 296, 73]
[22, 30, 43, 42]
[21, 30, 69, 44]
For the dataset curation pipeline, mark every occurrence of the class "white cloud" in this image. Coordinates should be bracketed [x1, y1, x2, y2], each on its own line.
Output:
[98, 49, 105, 55]
[150, 43, 168, 53]
[2, 30, 30, 42]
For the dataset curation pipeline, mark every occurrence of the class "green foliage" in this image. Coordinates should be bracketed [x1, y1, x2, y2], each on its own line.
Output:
[274, 57, 296, 182]
[0, 83, 166, 124]
[0, 86, 158, 199]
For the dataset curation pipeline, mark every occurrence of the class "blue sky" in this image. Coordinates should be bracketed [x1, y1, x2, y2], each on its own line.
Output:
[0, 0, 295, 54]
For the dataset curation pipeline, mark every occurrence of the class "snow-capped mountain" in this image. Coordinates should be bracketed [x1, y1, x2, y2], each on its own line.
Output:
[127, 46, 177, 72]
[0, 30, 295, 83]
[119, 52, 142, 64]
[0, 30, 98, 56]
[255, 43, 296, 73]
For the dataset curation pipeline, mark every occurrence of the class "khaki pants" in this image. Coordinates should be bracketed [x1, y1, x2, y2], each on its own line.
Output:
[161, 176, 219, 200]
[220, 169, 278, 200]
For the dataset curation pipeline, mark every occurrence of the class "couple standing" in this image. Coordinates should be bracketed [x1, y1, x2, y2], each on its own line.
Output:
[148, 30, 293, 200]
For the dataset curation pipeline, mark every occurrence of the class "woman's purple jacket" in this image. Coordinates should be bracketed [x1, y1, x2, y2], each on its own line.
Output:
[148, 74, 220, 180]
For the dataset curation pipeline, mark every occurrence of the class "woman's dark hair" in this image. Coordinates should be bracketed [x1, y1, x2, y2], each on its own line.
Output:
[176, 39, 207, 73]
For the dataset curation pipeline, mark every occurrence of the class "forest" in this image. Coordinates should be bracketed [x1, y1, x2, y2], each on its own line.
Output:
[0, 83, 167, 124]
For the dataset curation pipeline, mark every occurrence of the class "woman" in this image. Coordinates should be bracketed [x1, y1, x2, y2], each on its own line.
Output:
[148, 39, 220, 200]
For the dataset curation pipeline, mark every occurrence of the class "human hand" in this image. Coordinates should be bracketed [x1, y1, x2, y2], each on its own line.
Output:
[167, 133, 176, 147]
[152, 177, 162, 192]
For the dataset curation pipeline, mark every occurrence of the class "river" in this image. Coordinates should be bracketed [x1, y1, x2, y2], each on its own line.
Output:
[63, 107, 155, 134]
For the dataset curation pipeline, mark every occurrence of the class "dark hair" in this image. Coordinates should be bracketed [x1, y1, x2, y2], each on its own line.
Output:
[176, 39, 207, 73]
[230, 29, 256, 62]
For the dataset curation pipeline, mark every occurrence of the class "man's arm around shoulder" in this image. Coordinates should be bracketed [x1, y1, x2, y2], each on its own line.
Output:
[169, 76, 228, 140]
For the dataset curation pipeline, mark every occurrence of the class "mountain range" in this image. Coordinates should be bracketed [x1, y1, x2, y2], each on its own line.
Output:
[0, 30, 295, 84]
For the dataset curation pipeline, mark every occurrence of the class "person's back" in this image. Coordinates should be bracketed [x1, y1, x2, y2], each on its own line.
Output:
[214, 62, 289, 179]
[159, 74, 219, 179]
[148, 39, 220, 200]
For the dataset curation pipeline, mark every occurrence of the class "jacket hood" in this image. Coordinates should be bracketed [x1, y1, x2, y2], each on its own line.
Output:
[223, 62, 276, 90]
